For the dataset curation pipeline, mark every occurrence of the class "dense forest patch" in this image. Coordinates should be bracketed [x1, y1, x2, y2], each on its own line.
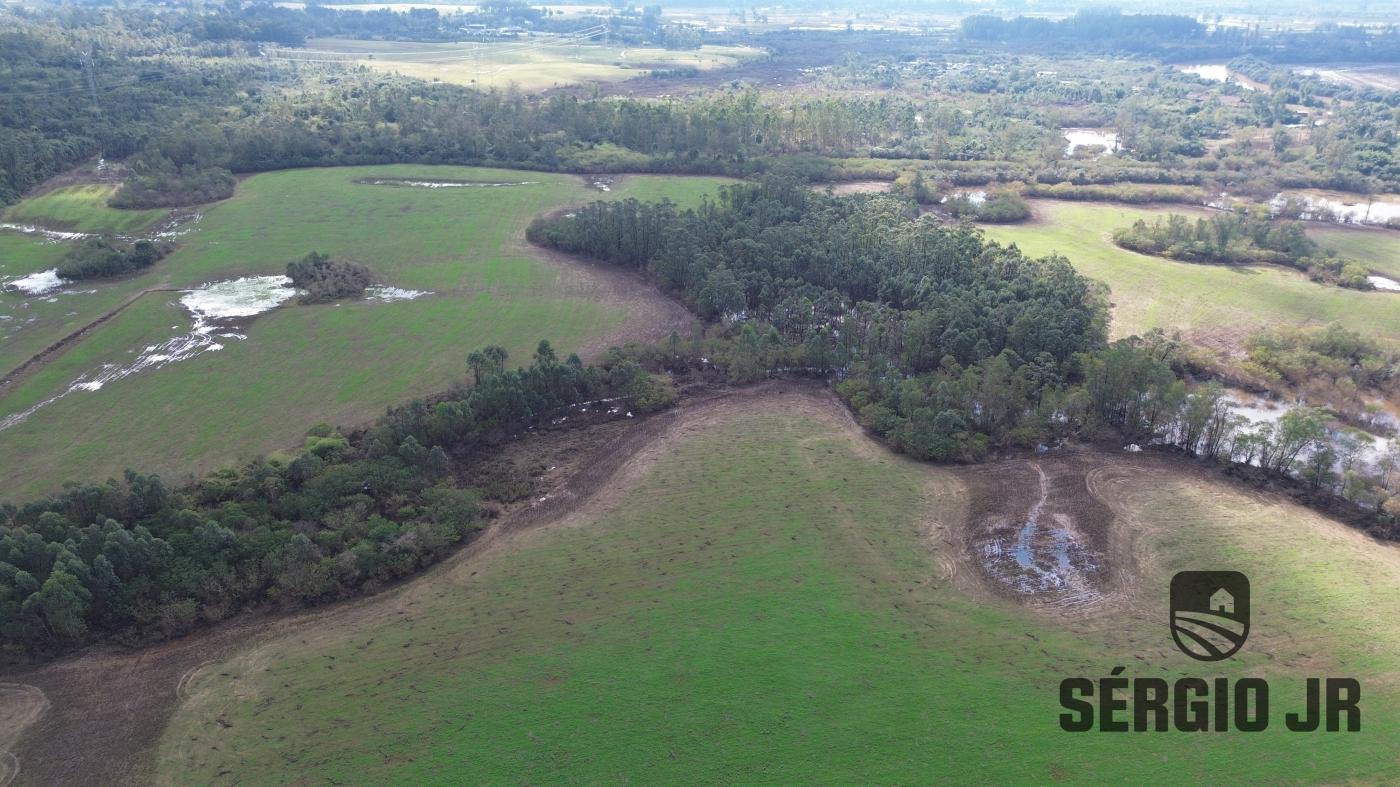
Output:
[530, 179, 1106, 460]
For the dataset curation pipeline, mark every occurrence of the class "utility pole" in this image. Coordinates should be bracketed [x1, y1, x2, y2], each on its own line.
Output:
[80, 49, 101, 113]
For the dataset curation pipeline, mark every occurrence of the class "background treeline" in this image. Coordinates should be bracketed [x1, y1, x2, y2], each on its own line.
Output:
[0, 344, 670, 657]
[192, 0, 693, 47]
[4, 6, 1396, 213]
[0, 13, 267, 205]
[962, 10, 1205, 53]
[1113, 211, 1372, 288]
[962, 9, 1400, 63]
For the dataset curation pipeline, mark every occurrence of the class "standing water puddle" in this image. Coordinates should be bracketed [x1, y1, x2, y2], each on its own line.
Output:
[0, 276, 298, 431]
[0, 223, 94, 242]
[3, 269, 66, 295]
[355, 178, 539, 189]
[977, 463, 1103, 609]
[1, 274, 434, 430]
[1062, 128, 1118, 158]
[1270, 191, 1400, 226]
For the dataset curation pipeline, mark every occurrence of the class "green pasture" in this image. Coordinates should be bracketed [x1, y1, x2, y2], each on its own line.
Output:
[1309, 224, 1400, 280]
[980, 201, 1400, 346]
[1, 183, 167, 235]
[158, 402, 1400, 784]
[608, 174, 737, 208]
[0, 166, 729, 499]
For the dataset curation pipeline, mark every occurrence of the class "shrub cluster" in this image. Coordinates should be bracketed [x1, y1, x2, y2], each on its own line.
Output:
[56, 238, 173, 280]
[287, 251, 376, 303]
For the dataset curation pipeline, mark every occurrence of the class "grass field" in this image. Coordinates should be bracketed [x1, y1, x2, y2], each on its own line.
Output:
[980, 201, 1400, 347]
[1310, 224, 1400, 280]
[1, 183, 167, 235]
[157, 391, 1400, 784]
[0, 167, 731, 500]
[296, 37, 763, 91]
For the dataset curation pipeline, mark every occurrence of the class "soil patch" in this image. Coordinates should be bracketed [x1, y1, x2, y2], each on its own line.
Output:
[955, 448, 1116, 612]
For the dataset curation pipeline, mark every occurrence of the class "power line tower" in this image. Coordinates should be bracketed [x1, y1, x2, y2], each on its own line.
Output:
[80, 49, 101, 113]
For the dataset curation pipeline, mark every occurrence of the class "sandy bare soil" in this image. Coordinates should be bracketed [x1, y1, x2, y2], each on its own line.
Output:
[0, 684, 47, 787]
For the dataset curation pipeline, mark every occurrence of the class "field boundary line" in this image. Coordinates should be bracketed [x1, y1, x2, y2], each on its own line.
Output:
[0, 287, 180, 395]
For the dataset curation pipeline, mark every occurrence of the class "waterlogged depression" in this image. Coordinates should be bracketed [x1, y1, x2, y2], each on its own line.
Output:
[1368, 275, 1400, 292]
[365, 285, 429, 301]
[4, 269, 66, 295]
[1062, 128, 1119, 158]
[0, 276, 298, 431]
[355, 178, 539, 189]
[0, 274, 436, 430]
[0, 223, 93, 242]
[973, 462, 1105, 610]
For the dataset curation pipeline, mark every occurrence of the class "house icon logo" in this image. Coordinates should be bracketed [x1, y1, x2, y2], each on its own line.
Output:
[1170, 571, 1250, 661]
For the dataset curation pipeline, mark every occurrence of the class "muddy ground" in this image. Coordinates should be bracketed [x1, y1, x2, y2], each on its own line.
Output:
[954, 450, 1119, 612]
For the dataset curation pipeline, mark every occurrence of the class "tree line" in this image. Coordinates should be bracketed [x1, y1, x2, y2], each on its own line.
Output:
[962, 9, 1400, 64]
[56, 238, 172, 281]
[0, 344, 669, 658]
[5, 6, 1396, 217]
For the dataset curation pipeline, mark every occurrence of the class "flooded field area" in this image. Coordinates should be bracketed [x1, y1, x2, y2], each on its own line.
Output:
[0, 276, 299, 431]
[355, 177, 540, 188]
[1289, 62, 1400, 92]
[1062, 127, 1118, 158]
[1272, 190, 1400, 226]
[1177, 63, 1260, 90]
